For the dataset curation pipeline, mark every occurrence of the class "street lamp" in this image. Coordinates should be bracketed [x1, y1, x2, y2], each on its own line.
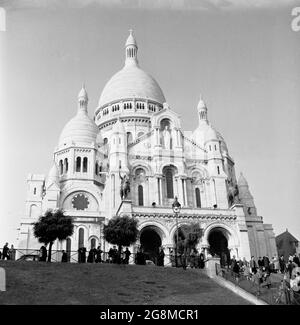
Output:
[172, 196, 181, 267]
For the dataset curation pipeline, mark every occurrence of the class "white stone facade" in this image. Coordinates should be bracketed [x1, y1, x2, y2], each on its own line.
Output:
[17, 31, 277, 263]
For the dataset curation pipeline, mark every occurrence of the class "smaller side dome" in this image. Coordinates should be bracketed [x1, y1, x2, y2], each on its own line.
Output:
[58, 86, 98, 147]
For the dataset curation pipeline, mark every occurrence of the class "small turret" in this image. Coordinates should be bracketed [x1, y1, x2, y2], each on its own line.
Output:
[125, 29, 138, 66]
[78, 84, 88, 112]
[197, 94, 208, 124]
[238, 172, 257, 216]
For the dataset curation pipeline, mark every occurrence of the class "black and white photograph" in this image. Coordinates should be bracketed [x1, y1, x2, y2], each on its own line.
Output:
[0, 0, 299, 314]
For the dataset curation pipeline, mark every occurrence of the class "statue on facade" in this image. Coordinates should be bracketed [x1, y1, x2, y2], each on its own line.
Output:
[227, 183, 239, 207]
[163, 125, 171, 149]
[119, 171, 130, 200]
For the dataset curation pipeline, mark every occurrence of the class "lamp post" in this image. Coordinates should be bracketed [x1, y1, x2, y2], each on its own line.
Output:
[172, 196, 181, 267]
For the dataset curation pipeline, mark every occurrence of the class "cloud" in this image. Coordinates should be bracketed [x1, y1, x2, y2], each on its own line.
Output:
[1, 0, 299, 11]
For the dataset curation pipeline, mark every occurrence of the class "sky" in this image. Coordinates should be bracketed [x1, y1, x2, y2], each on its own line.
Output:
[0, 0, 299, 245]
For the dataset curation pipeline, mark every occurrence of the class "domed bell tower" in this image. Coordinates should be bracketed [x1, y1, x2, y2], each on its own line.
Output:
[108, 119, 129, 212]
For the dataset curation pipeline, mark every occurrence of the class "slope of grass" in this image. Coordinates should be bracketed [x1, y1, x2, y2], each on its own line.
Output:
[0, 261, 251, 305]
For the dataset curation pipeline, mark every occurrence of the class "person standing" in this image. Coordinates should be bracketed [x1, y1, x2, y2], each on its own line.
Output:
[2, 243, 9, 260]
[158, 246, 165, 267]
[78, 247, 82, 263]
[279, 255, 286, 274]
[39, 245, 47, 262]
[199, 250, 205, 269]
[95, 246, 103, 263]
[258, 256, 264, 270]
[87, 248, 94, 263]
[82, 247, 87, 263]
[250, 256, 257, 274]
[61, 250, 68, 262]
[293, 253, 300, 267]
[9, 245, 16, 261]
[273, 255, 279, 273]
[263, 255, 270, 274]
[124, 247, 131, 264]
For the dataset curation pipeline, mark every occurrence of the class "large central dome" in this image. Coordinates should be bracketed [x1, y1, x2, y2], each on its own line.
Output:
[98, 64, 166, 108]
[97, 30, 166, 109]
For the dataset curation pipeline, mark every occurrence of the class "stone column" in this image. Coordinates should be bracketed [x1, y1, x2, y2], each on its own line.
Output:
[183, 178, 187, 206]
[177, 177, 184, 205]
[159, 176, 163, 205]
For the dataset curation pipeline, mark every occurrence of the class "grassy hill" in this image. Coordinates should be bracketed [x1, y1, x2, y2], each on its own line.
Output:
[0, 261, 251, 305]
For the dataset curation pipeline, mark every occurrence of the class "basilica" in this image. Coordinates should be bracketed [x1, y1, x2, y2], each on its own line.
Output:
[17, 31, 277, 264]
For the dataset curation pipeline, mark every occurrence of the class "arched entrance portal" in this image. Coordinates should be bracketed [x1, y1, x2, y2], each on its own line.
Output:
[140, 227, 162, 265]
[208, 227, 230, 267]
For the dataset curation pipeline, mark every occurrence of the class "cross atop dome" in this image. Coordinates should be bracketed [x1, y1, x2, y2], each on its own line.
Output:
[125, 29, 138, 65]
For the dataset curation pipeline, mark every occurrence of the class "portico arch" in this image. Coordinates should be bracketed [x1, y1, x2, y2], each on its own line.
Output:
[139, 224, 165, 264]
[202, 222, 239, 262]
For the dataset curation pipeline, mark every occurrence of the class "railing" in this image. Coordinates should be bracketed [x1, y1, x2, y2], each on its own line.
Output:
[11, 249, 209, 271]
[215, 263, 300, 305]
[13, 248, 176, 267]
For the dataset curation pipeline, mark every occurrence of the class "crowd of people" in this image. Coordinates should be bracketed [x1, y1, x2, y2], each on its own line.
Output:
[76, 245, 132, 264]
[0, 243, 16, 260]
[77, 246, 105, 263]
[227, 253, 300, 294]
[169, 248, 206, 269]
[135, 246, 165, 266]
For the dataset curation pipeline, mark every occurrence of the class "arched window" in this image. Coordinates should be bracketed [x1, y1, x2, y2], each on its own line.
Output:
[64, 158, 68, 173]
[217, 166, 220, 175]
[91, 238, 96, 249]
[83, 157, 88, 173]
[33, 187, 36, 195]
[195, 188, 201, 208]
[165, 168, 174, 198]
[138, 185, 144, 206]
[76, 157, 81, 172]
[99, 163, 102, 173]
[78, 228, 84, 249]
[59, 160, 63, 175]
[95, 162, 98, 176]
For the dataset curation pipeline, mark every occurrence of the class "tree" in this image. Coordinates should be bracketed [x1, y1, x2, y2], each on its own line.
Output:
[103, 215, 138, 264]
[175, 223, 203, 269]
[33, 209, 74, 262]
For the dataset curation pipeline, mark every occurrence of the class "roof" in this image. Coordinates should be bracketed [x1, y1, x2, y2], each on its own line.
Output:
[276, 230, 299, 243]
